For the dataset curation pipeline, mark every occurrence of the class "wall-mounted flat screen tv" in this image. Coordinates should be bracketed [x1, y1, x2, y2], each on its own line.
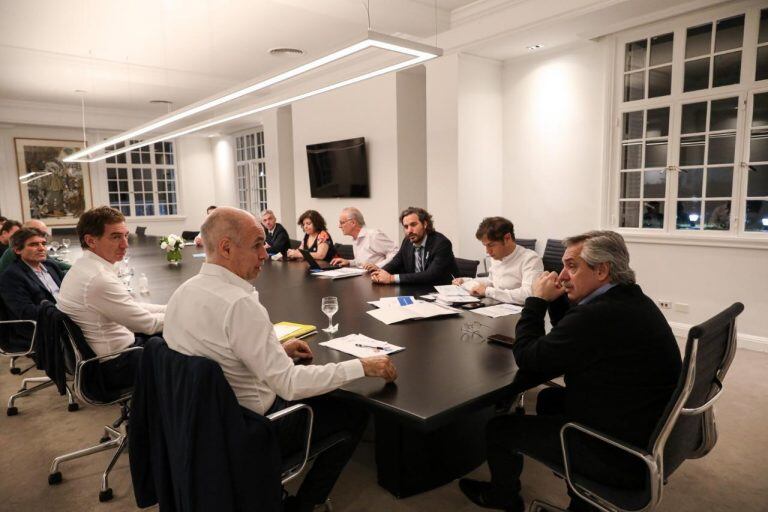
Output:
[306, 137, 369, 198]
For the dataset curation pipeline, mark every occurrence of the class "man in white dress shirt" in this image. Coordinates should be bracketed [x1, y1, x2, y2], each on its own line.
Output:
[453, 217, 543, 304]
[164, 206, 397, 512]
[58, 206, 165, 388]
[330, 207, 398, 270]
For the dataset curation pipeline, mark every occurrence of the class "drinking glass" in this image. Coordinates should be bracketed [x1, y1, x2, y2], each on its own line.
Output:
[321, 296, 339, 333]
[49, 240, 61, 254]
[121, 267, 135, 292]
[61, 238, 71, 253]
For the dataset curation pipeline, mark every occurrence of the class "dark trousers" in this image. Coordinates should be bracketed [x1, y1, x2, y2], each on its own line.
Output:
[486, 387, 643, 512]
[99, 335, 149, 391]
[269, 394, 368, 506]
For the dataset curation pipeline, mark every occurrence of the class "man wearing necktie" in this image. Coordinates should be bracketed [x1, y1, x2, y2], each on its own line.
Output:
[370, 206, 458, 285]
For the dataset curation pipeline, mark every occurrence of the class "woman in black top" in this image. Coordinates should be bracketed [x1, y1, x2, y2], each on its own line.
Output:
[286, 210, 337, 262]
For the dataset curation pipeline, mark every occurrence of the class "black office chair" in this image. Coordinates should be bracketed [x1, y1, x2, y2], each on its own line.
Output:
[130, 338, 325, 511]
[455, 258, 480, 278]
[181, 230, 199, 241]
[516, 238, 537, 251]
[529, 302, 744, 512]
[39, 303, 141, 502]
[135, 226, 147, 236]
[289, 239, 301, 250]
[334, 243, 354, 260]
[542, 239, 565, 274]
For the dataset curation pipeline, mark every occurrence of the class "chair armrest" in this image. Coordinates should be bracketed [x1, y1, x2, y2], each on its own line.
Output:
[681, 381, 724, 416]
[560, 422, 660, 512]
[73, 346, 144, 405]
[267, 403, 314, 485]
[0, 319, 37, 356]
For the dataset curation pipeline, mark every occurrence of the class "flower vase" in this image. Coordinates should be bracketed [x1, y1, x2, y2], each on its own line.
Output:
[166, 248, 182, 266]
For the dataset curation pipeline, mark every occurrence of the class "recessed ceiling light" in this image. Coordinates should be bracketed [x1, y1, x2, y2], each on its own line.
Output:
[526, 44, 543, 51]
[269, 47, 304, 56]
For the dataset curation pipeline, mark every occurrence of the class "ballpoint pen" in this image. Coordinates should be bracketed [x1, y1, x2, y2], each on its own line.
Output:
[355, 343, 386, 351]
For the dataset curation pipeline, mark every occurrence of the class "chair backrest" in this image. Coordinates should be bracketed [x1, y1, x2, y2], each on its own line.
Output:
[181, 230, 199, 241]
[455, 257, 480, 278]
[516, 238, 537, 251]
[542, 239, 565, 273]
[652, 302, 743, 478]
[289, 239, 301, 250]
[136, 226, 147, 236]
[334, 243, 354, 260]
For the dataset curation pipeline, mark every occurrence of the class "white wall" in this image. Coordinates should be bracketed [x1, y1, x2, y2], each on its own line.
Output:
[499, 40, 768, 347]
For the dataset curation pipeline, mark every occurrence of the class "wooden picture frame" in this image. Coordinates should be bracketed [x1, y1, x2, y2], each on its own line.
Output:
[14, 138, 93, 226]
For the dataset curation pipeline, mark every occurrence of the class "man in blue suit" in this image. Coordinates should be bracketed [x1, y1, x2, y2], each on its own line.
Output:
[0, 228, 64, 341]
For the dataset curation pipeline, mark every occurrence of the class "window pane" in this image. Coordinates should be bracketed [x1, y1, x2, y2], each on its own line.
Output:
[745, 200, 768, 231]
[676, 201, 702, 229]
[680, 136, 705, 166]
[624, 71, 644, 101]
[622, 111, 644, 140]
[619, 202, 640, 227]
[121, 206, 131, 216]
[708, 133, 736, 164]
[714, 15, 744, 53]
[642, 201, 665, 228]
[650, 33, 673, 66]
[686, 23, 712, 58]
[621, 143, 642, 169]
[108, 181, 117, 192]
[117, 153, 126, 164]
[706, 167, 733, 197]
[678, 168, 703, 197]
[132, 168, 142, 180]
[704, 200, 730, 230]
[750, 129, 768, 162]
[760, 9, 768, 44]
[131, 153, 140, 164]
[747, 165, 768, 196]
[109, 193, 119, 204]
[684, 58, 710, 92]
[621, 172, 641, 198]
[154, 142, 163, 152]
[146, 205, 155, 216]
[646, 107, 669, 137]
[709, 97, 739, 131]
[107, 168, 116, 179]
[757, 47, 768, 81]
[682, 102, 707, 133]
[135, 205, 145, 216]
[712, 51, 741, 87]
[648, 66, 672, 97]
[643, 170, 666, 198]
[645, 140, 667, 167]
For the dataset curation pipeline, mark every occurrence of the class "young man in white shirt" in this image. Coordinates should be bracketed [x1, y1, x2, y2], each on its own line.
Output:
[58, 206, 165, 387]
[330, 207, 398, 270]
[163, 206, 397, 512]
[453, 217, 543, 304]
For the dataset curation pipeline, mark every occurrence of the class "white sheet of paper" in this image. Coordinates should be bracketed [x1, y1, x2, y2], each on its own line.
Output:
[366, 307, 417, 325]
[434, 284, 470, 296]
[472, 303, 523, 318]
[320, 333, 404, 358]
[312, 267, 367, 279]
[273, 324, 301, 339]
[435, 294, 480, 304]
[367, 301, 459, 324]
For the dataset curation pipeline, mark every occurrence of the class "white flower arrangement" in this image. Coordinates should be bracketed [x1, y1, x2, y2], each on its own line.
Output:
[159, 234, 183, 253]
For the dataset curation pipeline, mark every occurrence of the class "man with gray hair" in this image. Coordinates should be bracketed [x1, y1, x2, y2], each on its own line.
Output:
[164, 206, 397, 511]
[260, 209, 290, 257]
[460, 230, 681, 512]
[330, 207, 397, 270]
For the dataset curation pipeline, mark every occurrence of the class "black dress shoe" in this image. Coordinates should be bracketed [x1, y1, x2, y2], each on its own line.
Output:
[459, 478, 525, 512]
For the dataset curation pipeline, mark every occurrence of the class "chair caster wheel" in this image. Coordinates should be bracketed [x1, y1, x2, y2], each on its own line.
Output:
[48, 472, 62, 485]
[99, 488, 113, 502]
[99, 436, 110, 443]
[10, 367, 21, 375]
[67, 403, 79, 412]
[7, 407, 18, 416]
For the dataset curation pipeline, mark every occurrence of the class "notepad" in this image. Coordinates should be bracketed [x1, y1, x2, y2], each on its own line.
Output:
[273, 321, 317, 341]
[366, 301, 460, 325]
[320, 334, 404, 358]
[311, 267, 367, 279]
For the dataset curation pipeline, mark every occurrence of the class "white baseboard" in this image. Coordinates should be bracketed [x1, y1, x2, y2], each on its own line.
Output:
[667, 321, 768, 353]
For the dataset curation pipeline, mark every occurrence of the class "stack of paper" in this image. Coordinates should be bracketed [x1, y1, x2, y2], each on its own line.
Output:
[312, 267, 368, 279]
[273, 321, 317, 341]
[368, 296, 416, 308]
[367, 301, 460, 325]
[435, 294, 480, 304]
[472, 303, 523, 318]
[434, 284, 471, 296]
[320, 333, 404, 358]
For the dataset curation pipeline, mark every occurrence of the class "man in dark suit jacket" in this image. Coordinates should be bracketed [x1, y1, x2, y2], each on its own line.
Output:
[460, 231, 682, 512]
[261, 209, 290, 256]
[0, 228, 65, 341]
[370, 206, 458, 285]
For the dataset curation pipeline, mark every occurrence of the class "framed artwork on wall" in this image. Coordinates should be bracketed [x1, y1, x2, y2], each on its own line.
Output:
[14, 138, 93, 226]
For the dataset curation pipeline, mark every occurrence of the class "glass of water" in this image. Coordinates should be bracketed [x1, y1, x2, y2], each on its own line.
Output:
[61, 238, 71, 253]
[49, 240, 61, 254]
[121, 267, 135, 292]
[321, 296, 339, 333]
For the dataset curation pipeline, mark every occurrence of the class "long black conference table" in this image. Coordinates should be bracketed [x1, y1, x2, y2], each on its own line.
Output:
[113, 235, 523, 497]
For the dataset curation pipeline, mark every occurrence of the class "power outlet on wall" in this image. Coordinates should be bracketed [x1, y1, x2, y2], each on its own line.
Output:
[674, 303, 690, 313]
[657, 300, 672, 309]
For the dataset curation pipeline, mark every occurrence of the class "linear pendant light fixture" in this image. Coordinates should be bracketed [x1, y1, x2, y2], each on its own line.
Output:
[64, 31, 441, 163]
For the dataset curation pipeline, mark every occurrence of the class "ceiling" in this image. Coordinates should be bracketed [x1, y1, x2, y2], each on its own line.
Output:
[0, 0, 732, 122]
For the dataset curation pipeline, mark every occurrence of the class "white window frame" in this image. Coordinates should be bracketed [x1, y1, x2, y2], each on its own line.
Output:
[607, 0, 768, 249]
[104, 140, 182, 219]
[234, 128, 267, 215]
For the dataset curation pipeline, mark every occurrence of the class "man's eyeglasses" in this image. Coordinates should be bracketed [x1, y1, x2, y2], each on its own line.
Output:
[338, 219, 354, 228]
[460, 321, 490, 342]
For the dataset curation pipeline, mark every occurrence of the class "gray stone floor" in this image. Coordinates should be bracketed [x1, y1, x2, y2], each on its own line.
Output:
[1, 347, 766, 511]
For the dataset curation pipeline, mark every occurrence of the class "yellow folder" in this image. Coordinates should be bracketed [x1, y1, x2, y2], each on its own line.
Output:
[273, 321, 317, 342]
